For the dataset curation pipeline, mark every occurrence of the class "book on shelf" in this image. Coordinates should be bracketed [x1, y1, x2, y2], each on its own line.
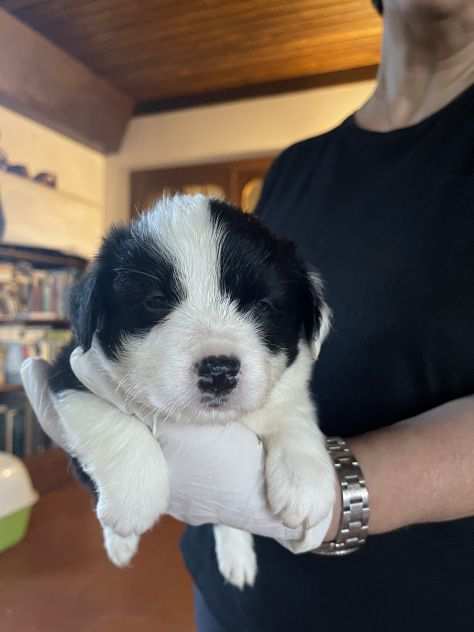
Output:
[0, 400, 52, 457]
[0, 261, 79, 320]
[0, 326, 72, 384]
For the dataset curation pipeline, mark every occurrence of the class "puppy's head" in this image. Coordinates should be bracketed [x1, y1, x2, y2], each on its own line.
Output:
[71, 195, 330, 422]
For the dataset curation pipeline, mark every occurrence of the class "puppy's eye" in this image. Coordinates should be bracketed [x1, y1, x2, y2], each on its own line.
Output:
[144, 292, 166, 312]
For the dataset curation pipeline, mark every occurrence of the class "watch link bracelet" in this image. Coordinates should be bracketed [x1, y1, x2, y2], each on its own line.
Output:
[314, 437, 370, 556]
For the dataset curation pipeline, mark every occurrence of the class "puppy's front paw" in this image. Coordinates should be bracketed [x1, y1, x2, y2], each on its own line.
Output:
[103, 527, 140, 567]
[214, 526, 257, 590]
[96, 447, 170, 537]
[265, 440, 336, 529]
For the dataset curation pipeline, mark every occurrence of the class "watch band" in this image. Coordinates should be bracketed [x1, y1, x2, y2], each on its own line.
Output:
[313, 437, 369, 556]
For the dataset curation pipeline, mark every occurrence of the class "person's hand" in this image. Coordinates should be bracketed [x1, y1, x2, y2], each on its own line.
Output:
[21, 346, 335, 554]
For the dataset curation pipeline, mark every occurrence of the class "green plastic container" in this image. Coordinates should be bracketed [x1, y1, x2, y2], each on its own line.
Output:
[0, 452, 38, 553]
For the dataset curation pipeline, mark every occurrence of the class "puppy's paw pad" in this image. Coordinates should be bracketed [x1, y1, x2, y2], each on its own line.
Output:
[103, 528, 139, 567]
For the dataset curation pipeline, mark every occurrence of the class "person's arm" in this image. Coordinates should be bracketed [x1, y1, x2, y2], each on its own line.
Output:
[325, 395, 474, 540]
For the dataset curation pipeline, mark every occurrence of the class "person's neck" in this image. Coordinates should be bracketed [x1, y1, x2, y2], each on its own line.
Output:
[356, 4, 474, 132]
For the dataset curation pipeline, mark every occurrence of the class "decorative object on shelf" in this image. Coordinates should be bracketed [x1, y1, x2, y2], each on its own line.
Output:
[0, 130, 57, 191]
[6, 164, 29, 179]
[0, 129, 57, 190]
[33, 172, 57, 189]
[0, 452, 38, 553]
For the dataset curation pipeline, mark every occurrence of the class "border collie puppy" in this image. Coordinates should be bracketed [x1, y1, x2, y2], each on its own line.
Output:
[49, 194, 334, 589]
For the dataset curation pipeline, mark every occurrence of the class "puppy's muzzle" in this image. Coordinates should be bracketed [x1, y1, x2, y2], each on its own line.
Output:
[196, 355, 240, 397]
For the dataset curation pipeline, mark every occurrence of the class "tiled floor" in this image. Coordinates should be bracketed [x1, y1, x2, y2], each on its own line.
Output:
[0, 481, 195, 632]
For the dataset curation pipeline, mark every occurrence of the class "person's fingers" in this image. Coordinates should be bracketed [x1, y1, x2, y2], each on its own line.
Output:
[70, 343, 155, 423]
[20, 357, 69, 450]
[70, 346, 129, 414]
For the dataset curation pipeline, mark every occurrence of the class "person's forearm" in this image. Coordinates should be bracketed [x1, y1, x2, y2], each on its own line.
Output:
[325, 395, 474, 540]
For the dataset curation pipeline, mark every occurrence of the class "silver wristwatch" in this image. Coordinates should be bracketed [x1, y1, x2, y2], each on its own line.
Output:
[313, 437, 369, 556]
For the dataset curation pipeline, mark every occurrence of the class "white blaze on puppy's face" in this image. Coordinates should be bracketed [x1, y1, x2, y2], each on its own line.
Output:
[120, 195, 287, 423]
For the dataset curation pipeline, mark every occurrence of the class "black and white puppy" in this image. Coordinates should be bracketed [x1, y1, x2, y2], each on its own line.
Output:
[49, 194, 335, 589]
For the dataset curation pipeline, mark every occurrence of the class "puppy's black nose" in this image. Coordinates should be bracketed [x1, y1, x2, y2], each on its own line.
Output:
[196, 355, 240, 395]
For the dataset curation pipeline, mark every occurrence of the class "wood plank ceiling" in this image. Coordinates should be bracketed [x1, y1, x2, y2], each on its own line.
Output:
[3, 0, 382, 113]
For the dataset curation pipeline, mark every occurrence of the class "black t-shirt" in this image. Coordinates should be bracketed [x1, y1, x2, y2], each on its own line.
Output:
[182, 84, 474, 632]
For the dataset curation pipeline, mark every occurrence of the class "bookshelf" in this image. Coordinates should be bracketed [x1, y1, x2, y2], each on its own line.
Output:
[0, 243, 86, 458]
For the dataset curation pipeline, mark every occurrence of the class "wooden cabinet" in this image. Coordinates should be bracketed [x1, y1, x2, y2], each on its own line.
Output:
[130, 156, 274, 218]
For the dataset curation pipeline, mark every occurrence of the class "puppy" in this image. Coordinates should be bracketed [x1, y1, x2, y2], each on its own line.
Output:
[48, 194, 335, 589]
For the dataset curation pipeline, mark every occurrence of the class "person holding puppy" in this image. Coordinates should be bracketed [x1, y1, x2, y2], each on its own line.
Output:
[23, 0, 474, 631]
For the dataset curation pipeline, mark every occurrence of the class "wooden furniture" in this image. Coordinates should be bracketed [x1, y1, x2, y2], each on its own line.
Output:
[131, 156, 274, 216]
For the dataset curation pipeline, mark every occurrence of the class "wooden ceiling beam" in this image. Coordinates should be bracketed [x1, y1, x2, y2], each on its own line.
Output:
[0, 9, 134, 153]
[135, 65, 378, 115]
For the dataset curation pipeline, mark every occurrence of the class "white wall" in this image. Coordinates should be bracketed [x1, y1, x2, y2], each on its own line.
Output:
[106, 79, 375, 225]
[0, 103, 106, 257]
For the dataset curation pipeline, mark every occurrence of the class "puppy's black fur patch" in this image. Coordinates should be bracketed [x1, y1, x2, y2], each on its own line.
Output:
[209, 199, 323, 365]
[70, 225, 185, 359]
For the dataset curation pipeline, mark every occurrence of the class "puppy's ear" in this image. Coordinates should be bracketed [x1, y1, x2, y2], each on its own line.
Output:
[305, 271, 332, 360]
[69, 267, 104, 351]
